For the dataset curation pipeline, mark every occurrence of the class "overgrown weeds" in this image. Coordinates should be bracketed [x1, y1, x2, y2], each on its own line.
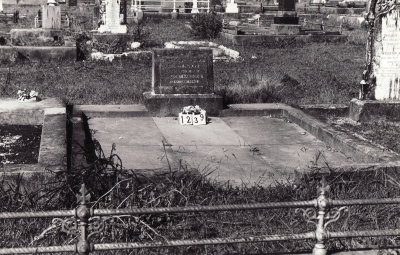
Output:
[190, 12, 223, 39]
[2, 142, 400, 254]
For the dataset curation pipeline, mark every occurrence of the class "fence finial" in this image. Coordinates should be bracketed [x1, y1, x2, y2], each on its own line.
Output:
[77, 184, 91, 205]
[313, 177, 330, 255]
[76, 184, 93, 255]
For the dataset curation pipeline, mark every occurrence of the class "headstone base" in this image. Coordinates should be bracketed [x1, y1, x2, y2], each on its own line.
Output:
[92, 33, 135, 44]
[277, 11, 297, 17]
[270, 24, 301, 35]
[349, 98, 400, 122]
[273, 16, 299, 24]
[98, 24, 127, 34]
[143, 92, 223, 117]
[226, 3, 239, 13]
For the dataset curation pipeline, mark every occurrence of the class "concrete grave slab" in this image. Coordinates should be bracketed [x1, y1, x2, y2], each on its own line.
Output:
[152, 117, 246, 147]
[87, 117, 177, 171]
[0, 98, 66, 173]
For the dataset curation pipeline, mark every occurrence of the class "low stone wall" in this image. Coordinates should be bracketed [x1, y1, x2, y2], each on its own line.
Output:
[221, 33, 348, 45]
[0, 46, 77, 62]
[296, 3, 366, 15]
[327, 14, 366, 28]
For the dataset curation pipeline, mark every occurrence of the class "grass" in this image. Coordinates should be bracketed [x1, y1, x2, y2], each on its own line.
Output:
[1, 147, 400, 254]
[0, 33, 365, 107]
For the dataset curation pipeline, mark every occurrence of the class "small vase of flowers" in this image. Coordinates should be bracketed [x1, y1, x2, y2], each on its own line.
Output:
[17, 89, 39, 102]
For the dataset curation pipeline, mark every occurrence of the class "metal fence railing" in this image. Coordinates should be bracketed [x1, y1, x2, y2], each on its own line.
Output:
[1, 179, 400, 254]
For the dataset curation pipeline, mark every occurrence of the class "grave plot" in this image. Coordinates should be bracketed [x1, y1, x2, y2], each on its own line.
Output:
[0, 125, 42, 165]
[0, 98, 66, 173]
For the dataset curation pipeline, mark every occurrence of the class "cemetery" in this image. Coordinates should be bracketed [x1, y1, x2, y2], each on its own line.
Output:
[2, 0, 400, 253]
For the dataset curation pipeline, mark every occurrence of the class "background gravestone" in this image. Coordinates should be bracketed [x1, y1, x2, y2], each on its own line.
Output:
[69, 0, 78, 6]
[41, 5, 61, 29]
[98, 0, 127, 33]
[152, 49, 213, 94]
[278, 0, 295, 11]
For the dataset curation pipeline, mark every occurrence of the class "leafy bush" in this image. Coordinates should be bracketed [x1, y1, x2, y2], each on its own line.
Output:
[190, 13, 223, 39]
[130, 19, 150, 46]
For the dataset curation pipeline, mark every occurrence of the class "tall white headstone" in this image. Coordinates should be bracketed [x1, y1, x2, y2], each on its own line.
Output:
[373, 9, 400, 100]
[191, 0, 199, 13]
[225, 0, 239, 13]
[98, 0, 127, 34]
[0, 0, 3, 12]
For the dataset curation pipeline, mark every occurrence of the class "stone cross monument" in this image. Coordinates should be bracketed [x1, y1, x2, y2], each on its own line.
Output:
[360, 0, 400, 100]
[350, 0, 400, 122]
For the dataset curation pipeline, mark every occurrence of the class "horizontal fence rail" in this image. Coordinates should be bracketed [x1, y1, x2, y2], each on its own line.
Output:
[1, 181, 400, 255]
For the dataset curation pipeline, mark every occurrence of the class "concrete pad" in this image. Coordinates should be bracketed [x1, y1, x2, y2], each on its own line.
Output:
[88, 117, 177, 171]
[222, 116, 355, 169]
[169, 145, 278, 186]
[84, 115, 358, 186]
[152, 117, 246, 146]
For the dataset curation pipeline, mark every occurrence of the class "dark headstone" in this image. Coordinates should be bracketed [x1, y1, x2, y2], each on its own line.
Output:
[274, 16, 299, 24]
[69, 0, 78, 6]
[94, 6, 100, 19]
[152, 49, 214, 94]
[278, 0, 296, 11]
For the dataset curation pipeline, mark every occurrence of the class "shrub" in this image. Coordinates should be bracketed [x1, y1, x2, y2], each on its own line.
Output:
[130, 19, 150, 46]
[190, 13, 223, 39]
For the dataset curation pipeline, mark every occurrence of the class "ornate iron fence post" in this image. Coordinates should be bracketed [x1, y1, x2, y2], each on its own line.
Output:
[76, 184, 94, 255]
[313, 179, 331, 255]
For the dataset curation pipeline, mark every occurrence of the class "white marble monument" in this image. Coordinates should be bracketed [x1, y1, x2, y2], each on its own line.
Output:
[0, 0, 3, 12]
[225, 0, 239, 13]
[371, 9, 400, 99]
[191, 0, 199, 13]
[98, 0, 127, 34]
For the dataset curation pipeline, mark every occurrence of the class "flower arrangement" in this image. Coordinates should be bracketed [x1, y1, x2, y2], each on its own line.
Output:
[17, 89, 38, 102]
[179, 105, 207, 125]
[182, 105, 203, 114]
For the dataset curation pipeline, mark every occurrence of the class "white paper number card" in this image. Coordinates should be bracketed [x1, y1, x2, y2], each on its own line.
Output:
[193, 110, 206, 125]
[179, 113, 193, 125]
[179, 106, 207, 126]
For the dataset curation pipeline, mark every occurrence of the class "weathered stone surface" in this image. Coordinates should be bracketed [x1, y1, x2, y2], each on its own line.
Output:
[92, 33, 135, 43]
[270, 24, 301, 35]
[371, 9, 400, 100]
[152, 48, 214, 94]
[0, 46, 76, 62]
[349, 98, 400, 122]
[42, 5, 61, 29]
[10, 29, 62, 43]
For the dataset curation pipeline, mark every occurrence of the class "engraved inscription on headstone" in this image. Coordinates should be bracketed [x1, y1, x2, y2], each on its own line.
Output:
[152, 49, 214, 94]
[371, 9, 400, 100]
